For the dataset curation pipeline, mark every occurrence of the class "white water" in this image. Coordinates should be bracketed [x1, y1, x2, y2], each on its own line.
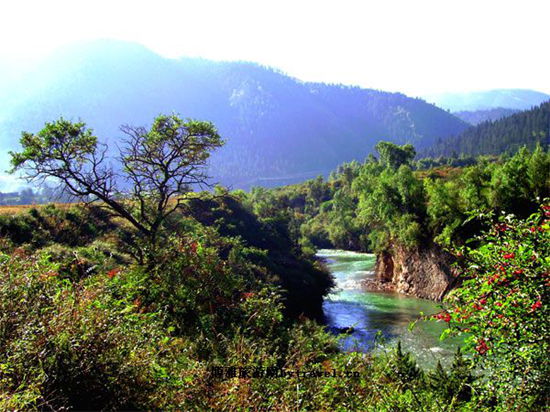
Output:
[319, 249, 464, 367]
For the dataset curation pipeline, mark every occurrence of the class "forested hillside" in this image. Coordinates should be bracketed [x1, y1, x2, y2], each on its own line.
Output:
[424, 101, 549, 157]
[0, 39, 468, 189]
[453, 107, 520, 125]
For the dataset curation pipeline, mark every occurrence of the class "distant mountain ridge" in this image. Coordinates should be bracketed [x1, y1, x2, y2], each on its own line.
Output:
[423, 101, 550, 157]
[423, 89, 550, 112]
[454, 108, 521, 126]
[0, 39, 469, 189]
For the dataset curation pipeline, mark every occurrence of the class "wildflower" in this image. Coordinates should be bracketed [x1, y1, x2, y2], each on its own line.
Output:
[531, 301, 542, 311]
[503, 253, 515, 259]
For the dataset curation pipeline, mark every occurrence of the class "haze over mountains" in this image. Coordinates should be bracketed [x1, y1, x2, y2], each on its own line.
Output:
[0, 39, 470, 190]
[424, 101, 550, 158]
[0, 39, 548, 191]
[423, 90, 549, 141]
[453, 108, 521, 126]
[423, 89, 550, 112]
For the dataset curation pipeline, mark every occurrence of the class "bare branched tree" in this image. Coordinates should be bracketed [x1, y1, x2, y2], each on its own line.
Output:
[10, 114, 224, 263]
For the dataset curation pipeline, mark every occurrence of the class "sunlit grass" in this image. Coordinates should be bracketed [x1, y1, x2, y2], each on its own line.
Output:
[0, 203, 76, 215]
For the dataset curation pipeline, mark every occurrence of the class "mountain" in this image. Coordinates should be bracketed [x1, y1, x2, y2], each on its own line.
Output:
[0, 39, 469, 189]
[454, 107, 520, 125]
[424, 89, 550, 112]
[424, 101, 550, 157]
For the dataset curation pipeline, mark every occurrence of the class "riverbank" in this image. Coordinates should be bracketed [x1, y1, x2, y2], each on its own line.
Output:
[317, 249, 464, 367]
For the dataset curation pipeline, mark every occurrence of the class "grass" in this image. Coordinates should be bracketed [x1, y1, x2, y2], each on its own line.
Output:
[0, 203, 76, 216]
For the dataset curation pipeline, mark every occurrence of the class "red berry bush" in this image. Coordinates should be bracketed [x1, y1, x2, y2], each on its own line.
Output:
[442, 203, 549, 407]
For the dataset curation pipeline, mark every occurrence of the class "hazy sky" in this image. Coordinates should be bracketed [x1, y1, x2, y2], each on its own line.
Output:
[1, 0, 549, 96]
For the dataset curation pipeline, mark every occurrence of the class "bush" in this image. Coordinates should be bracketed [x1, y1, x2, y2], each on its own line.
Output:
[0, 251, 201, 410]
[442, 203, 550, 408]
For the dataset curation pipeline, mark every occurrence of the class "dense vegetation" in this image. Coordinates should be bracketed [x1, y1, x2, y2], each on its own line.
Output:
[0, 112, 548, 409]
[2, 194, 547, 410]
[249, 142, 549, 256]
[243, 142, 550, 409]
[442, 207, 549, 408]
[425, 101, 549, 158]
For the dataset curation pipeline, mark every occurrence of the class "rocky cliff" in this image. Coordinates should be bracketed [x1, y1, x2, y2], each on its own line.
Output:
[364, 243, 457, 301]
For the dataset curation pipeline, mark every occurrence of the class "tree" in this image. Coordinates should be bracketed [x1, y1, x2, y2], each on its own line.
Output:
[10, 114, 224, 263]
[354, 155, 425, 251]
[375, 141, 416, 169]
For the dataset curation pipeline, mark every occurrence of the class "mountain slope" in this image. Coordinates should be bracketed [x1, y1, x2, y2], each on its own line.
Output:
[0, 39, 468, 189]
[424, 89, 550, 112]
[454, 107, 520, 125]
[424, 101, 550, 157]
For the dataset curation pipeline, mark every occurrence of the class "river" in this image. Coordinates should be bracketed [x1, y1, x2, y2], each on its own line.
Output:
[319, 249, 464, 367]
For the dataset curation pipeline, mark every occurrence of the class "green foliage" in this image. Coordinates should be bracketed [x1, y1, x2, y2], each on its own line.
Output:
[247, 144, 548, 258]
[427, 348, 475, 406]
[3, 130, 550, 409]
[2, 201, 543, 409]
[0, 250, 199, 410]
[183, 194, 334, 320]
[442, 204, 550, 408]
[386, 341, 423, 389]
[10, 119, 97, 171]
[10, 114, 224, 263]
[240, 143, 549, 409]
[1, 200, 489, 411]
[375, 141, 416, 169]
[425, 101, 550, 158]
[354, 159, 426, 251]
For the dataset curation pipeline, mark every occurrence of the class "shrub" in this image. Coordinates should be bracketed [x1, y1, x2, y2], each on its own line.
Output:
[442, 203, 550, 408]
[0, 251, 201, 410]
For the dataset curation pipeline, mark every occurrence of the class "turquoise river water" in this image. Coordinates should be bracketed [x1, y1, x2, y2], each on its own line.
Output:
[318, 249, 464, 367]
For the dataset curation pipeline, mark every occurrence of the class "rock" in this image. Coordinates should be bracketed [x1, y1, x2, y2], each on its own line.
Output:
[369, 243, 458, 301]
[362, 278, 396, 293]
[331, 326, 355, 335]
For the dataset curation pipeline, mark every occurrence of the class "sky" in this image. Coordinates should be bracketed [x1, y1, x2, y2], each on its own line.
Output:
[0, 0, 549, 96]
